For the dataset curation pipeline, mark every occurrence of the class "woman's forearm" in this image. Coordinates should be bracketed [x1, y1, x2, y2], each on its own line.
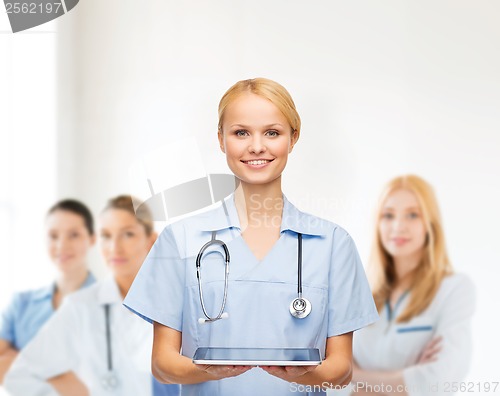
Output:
[151, 323, 252, 385]
[0, 347, 18, 383]
[153, 349, 218, 385]
[245, 334, 356, 388]
[48, 372, 89, 396]
[296, 355, 352, 388]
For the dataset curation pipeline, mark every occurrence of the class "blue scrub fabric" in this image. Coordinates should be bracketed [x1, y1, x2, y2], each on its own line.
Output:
[0, 272, 96, 350]
[153, 375, 180, 396]
[124, 194, 379, 395]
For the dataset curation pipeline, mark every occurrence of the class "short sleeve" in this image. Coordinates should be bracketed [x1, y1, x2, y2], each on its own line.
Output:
[0, 293, 22, 345]
[403, 275, 476, 396]
[327, 229, 379, 337]
[124, 225, 186, 331]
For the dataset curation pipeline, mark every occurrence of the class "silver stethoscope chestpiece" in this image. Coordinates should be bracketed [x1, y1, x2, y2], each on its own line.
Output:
[101, 372, 119, 390]
[290, 297, 312, 319]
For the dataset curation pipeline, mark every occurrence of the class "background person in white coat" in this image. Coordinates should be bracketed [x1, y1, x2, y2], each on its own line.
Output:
[4, 196, 179, 396]
[350, 175, 476, 396]
[0, 199, 96, 386]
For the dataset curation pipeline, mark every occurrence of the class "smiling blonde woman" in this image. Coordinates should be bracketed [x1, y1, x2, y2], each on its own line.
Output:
[351, 175, 476, 396]
[123, 78, 379, 396]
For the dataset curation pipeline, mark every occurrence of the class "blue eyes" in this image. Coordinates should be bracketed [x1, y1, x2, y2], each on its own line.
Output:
[234, 130, 279, 137]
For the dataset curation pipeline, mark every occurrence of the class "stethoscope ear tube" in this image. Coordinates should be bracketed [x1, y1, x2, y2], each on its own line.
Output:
[196, 238, 230, 268]
[196, 237, 230, 322]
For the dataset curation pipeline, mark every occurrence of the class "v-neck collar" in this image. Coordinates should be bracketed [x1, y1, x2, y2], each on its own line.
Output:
[385, 290, 410, 321]
[235, 230, 285, 264]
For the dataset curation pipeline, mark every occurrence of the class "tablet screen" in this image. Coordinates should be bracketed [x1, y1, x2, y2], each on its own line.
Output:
[192, 347, 322, 366]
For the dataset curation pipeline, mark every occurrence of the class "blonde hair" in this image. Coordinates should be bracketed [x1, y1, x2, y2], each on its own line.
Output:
[370, 175, 453, 322]
[218, 78, 301, 135]
[102, 195, 154, 236]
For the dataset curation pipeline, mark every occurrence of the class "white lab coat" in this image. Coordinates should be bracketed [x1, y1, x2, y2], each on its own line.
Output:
[4, 278, 154, 396]
[350, 273, 476, 396]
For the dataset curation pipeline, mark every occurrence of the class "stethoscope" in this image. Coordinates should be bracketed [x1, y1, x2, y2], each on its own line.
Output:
[196, 231, 311, 324]
[101, 304, 120, 390]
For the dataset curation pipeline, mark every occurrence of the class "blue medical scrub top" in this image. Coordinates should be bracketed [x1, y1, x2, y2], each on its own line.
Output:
[154, 376, 180, 396]
[124, 194, 378, 395]
[0, 272, 96, 350]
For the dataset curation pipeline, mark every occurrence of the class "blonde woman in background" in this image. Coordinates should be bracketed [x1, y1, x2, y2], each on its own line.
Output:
[0, 199, 96, 385]
[351, 175, 475, 396]
[5, 196, 179, 396]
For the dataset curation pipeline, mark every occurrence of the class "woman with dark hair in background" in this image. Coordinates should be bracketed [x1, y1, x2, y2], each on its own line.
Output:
[5, 195, 179, 396]
[0, 199, 96, 384]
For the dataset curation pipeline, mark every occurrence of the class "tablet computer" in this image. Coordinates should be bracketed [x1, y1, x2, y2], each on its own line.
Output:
[192, 347, 322, 366]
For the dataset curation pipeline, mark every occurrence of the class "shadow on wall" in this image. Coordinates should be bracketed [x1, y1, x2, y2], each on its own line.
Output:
[134, 173, 238, 221]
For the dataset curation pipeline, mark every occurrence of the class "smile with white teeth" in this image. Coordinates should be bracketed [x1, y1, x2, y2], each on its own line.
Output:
[244, 159, 272, 165]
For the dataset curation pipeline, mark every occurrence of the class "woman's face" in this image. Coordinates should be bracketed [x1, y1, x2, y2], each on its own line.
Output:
[378, 188, 427, 261]
[46, 210, 94, 274]
[218, 92, 298, 186]
[99, 209, 154, 279]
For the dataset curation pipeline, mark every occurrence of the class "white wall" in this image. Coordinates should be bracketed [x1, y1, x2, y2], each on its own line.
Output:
[0, 16, 58, 299]
[63, 0, 499, 385]
[73, 0, 499, 386]
[0, 13, 59, 396]
[3, 0, 499, 393]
